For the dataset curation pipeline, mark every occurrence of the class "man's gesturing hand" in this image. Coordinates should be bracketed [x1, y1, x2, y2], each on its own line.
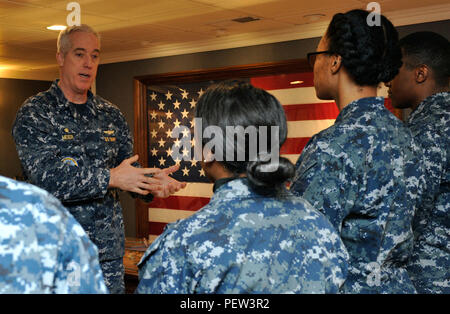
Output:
[152, 165, 187, 198]
[109, 155, 164, 195]
[109, 155, 186, 197]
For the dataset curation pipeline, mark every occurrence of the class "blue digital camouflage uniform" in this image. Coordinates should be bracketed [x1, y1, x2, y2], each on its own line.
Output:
[405, 92, 450, 294]
[291, 97, 424, 294]
[0, 175, 107, 293]
[136, 178, 349, 294]
[12, 80, 152, 294]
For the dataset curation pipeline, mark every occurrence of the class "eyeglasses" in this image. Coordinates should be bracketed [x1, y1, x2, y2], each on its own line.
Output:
[307, 51, 332, 68]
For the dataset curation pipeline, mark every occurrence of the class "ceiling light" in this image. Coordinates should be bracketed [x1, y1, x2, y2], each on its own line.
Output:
[47, 25, 67, 31]
[290, 81, 304, 85]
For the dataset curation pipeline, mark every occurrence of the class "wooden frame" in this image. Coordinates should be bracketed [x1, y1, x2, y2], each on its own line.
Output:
[133, 58, 310, 237]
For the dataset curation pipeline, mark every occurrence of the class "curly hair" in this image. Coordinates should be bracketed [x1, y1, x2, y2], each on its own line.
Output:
[325, 9, 402, 86]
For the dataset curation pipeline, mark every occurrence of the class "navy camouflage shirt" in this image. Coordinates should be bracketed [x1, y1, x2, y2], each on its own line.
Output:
[0, 175, 107, 293]
[291, 97, 424, 294]
[12, 80, 151, 262]
[405, 92, 450, 294]
[136, 178, 349, 294]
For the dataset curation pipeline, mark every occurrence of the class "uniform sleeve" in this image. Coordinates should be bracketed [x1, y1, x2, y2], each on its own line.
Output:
[415, 127, 446, 205]
[53, 210, 108, 294]
[290, 137, 354, 232]
[410, 120, 447, 239]
[12, 102, 110, 203]
[135, 229, 195, 293]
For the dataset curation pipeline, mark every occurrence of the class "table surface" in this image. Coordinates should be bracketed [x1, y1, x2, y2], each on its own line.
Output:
[123, 237, 150, 276]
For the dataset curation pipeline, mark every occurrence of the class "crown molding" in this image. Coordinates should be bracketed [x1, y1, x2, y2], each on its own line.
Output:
[100, 3, 450, 65]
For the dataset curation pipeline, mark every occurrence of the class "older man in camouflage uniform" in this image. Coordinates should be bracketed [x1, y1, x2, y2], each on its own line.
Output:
[0, 175, 107, 293]
[290, 96, 424, 294]
[12, 25, 185, 294]
[136, 178, 349, 294]
[386, 32, 450, 294]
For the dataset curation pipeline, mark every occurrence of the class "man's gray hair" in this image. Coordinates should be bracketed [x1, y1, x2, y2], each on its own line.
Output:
[57, 24, 100, 55]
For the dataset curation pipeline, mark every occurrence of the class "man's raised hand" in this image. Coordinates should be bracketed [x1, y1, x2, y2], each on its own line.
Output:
[109, 155, 186, 197]
[109, 155, 163, 195]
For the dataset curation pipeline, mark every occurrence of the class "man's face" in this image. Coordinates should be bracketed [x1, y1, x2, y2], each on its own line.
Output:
[57, 31, 100, 97]
[385, 58, 416, 109]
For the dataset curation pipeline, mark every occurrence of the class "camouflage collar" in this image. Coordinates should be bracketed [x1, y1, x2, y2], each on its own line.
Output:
[211, 177, 291, 201]
[49, 80, 98, 117]
[211, 178, 251, 198]
[408, 92, 450, 123]
[50, 79, 96, 108]
[335, 97, 385, 124]
[212, 177, 239, 193]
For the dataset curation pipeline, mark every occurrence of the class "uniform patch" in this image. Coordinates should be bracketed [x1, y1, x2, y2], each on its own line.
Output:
[62, 128, 74, 140]
[61, 157, 78, 167]
[103, 130, 116, 142]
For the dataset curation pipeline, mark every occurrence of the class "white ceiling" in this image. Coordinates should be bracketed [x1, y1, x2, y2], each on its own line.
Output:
[0, 0, 449, 81]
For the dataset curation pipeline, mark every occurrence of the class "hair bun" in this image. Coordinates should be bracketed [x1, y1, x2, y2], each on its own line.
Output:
[326, 9, 402, 86]
[246, 155, 295, 195]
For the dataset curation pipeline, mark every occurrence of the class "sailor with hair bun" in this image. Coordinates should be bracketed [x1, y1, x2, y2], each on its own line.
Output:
[136, 80, 349, 294]
[290, 9, 425, 293]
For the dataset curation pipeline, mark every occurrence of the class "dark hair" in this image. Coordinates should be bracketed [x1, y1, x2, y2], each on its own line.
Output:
[325, 9, 402, 86]
[195, 80, 294, 194]
[399, 31, 450, 88]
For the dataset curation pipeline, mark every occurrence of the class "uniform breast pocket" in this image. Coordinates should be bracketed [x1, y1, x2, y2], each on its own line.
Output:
[86, 128, 120, 167]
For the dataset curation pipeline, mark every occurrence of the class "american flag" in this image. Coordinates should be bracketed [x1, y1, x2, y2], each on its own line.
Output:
[145, 72, 395, 242]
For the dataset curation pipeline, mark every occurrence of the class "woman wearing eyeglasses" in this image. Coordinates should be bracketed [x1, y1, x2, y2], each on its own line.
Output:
[290, 9, 425, 294]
